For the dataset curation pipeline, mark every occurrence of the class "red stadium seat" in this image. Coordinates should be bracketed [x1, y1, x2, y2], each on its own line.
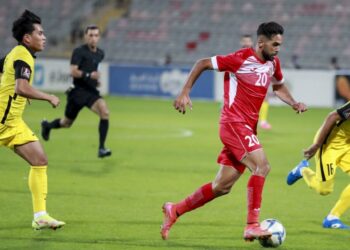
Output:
[186, 41, 197, 51]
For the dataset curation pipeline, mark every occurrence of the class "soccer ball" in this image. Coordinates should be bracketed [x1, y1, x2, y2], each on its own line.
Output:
[258, 219, 286, 248]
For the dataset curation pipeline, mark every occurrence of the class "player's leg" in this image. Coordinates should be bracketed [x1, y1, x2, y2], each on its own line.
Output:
[161, 165, 242, 240]
[330, 184, 350, 218]
[90, 98, 111, 158]
[323, 183, 350, 229]
[41, 95, 78, 141]
[176, 165, 242, 215]
[42, 117, 74, 140]
[302, 145, 336, 195]
[220, 122, 271, 240]
[300, 169, 334, 195]
[295, 143, 350, 228]
[259, 100, 271, 130]
[241, 148, 272, 241]
[14, 140, 65, 230]
[323, 153, 350, 229]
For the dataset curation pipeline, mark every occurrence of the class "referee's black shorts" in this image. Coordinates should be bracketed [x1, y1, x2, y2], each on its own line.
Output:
[65, 87, 101, 120]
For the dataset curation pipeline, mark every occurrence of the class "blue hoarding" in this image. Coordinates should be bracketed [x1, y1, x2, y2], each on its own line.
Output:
[109, 65, 214, 99]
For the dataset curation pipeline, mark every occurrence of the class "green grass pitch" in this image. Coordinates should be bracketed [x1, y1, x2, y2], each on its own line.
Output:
[0, 94, 349, 250]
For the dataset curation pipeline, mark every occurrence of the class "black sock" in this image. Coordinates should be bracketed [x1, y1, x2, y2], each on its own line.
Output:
[99, 119, 109, 149]
[49, 118, 61, 129]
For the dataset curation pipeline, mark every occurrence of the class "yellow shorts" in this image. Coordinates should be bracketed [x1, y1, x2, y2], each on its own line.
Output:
[0, 120, 38, 149]
[314, 128, 350, 182]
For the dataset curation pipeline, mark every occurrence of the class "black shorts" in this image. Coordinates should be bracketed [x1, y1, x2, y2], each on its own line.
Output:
[65, 88, 101, 120]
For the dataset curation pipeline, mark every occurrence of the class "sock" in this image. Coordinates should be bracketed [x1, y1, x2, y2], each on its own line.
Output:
[247, 175, 265, 224]
[259, 101, 269, 123]
[301, 168, 317, 189]
[34, 211, 47, 219]
[330, 184, 350, 218]
[49, 118, 61, 129]
[99, 119, 109, 149]
[176, 182, 215, 216]
[302, 168, 334, 195]
[28, 166, 47, 213]
[326, 214, 339, 220]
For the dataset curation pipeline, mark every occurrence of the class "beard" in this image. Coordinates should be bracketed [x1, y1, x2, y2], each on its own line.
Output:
[262, 50, 276, 61]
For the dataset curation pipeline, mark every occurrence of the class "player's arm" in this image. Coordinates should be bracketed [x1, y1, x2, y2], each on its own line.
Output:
[272, 83, 297, 105]
[174, 58, 213, 114]
[16, 80, 60, 108]
[272, 57, 307, 113]
[272, 83, 307, 113]
[304, 111, 341, 159]
[14, 60, 59, 107]
[70, 65, 100, 81]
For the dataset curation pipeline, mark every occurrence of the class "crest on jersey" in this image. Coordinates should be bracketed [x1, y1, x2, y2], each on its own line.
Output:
[342, 108, 350, 119]
[21, 67, 31, 79]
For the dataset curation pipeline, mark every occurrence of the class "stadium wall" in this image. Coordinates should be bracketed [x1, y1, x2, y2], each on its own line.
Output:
[34, 58, 109, 95]
[108, 64, 214, 99]
[34, 59, 336, 107]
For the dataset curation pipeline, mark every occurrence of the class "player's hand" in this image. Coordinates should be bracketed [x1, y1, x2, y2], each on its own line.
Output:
[91, 71, 100, 80]
[303, 143, 320, 159]
[49, 95, 60, 108]
[292, 102, 307, 114]
[173, 92, 192, 114]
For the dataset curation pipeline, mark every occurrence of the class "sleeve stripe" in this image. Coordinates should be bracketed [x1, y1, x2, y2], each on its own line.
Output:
[337, 101, 350, 120]
[277, 77, 285, 84]
[273, 77, 284, 84]
[211, 56, 218, 70]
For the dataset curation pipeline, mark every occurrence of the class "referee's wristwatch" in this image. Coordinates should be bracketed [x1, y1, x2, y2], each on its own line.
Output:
[83, 72, 91, 80]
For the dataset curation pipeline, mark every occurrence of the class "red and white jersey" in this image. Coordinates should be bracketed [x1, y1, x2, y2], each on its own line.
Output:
[211, 47, 284, 129]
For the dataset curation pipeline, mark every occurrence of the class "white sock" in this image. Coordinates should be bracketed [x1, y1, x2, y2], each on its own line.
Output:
[34, 211, 47, 219]
[327, 214, 339, 221]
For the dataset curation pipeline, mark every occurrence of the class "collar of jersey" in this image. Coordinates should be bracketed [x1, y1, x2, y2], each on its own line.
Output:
[251, 48, 267, 64]
[84, 44, 98, 53]
[18, 43, 36, 58]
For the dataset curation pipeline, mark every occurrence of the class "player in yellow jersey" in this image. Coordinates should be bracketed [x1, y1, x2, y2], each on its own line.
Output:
[0, 10, 65, 230]
[287, 102, 350, 229]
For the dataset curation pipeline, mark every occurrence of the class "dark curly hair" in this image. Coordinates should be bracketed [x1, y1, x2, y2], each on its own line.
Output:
[257, 22, 284, 39]
[12, 10, 41, 43]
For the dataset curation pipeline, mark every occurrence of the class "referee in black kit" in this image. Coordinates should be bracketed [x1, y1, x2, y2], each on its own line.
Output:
[41, 25, 111, 158]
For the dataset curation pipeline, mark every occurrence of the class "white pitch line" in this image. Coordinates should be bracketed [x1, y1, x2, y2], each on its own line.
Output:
[42, 128, 193, 140]
[110, 128, 193, 140]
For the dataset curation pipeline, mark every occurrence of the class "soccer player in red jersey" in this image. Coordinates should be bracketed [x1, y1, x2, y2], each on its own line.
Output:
[161, 22, 307, 242]
[239, 34, 273, 130]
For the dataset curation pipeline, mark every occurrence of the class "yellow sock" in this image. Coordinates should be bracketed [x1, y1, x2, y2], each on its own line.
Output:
[302, 168, 333, 195]
[330, 184, 350, 218]
[301, 168, 317, 188]
[28, 166, 47, 213]
[259, 101, 269, 122]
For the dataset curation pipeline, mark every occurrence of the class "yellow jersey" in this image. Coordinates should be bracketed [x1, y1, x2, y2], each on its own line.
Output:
[320, 101, 350, 146]
[0, 45, 35, 127]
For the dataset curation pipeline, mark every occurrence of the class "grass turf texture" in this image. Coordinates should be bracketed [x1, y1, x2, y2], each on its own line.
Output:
[0, 94, 348, 249]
